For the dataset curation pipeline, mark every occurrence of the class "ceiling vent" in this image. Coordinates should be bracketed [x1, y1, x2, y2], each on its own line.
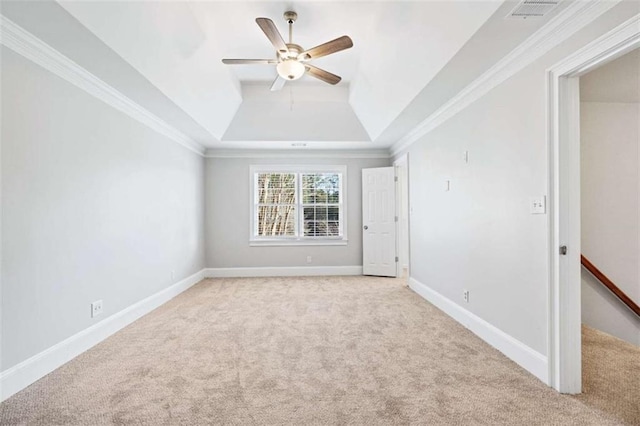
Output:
[507, 0, 560, 18]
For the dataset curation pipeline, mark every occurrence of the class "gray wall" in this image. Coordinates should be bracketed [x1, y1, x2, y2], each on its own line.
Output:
[205, 156, 389, 268]
[404, 2, 639, 356]
[581, 101, 640, 345]
[1, 48, 206, 371]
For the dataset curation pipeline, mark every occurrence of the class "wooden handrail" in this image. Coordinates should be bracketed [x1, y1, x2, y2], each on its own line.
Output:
[581, 255, 640, 317]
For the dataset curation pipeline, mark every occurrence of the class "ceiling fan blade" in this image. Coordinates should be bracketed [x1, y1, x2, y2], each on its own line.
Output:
[256, 18, 289, 55]
[222, 59, 278, 65]
[299, 35, 353, 60]
[305, 64, 341, 85]
[270, 75, 286, 92]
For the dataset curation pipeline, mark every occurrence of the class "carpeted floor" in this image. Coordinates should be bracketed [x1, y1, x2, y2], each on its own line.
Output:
[1, 276, 638, 425]
[576, 325, 639, 425]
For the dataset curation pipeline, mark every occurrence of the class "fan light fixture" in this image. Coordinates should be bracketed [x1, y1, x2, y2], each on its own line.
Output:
[222, 11, 353, 91]
[277, 59, 305, 80]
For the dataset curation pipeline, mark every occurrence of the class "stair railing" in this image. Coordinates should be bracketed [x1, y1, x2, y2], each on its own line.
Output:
[581, 255, 640, 318]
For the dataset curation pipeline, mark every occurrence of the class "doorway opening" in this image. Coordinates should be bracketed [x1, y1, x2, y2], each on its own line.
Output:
[547, 15, 639, 394]
[577, 47, 640, 422]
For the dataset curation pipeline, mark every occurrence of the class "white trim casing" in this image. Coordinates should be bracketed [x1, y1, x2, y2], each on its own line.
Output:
[393, 154, 410, 278]
[546, 14, 640, 394]
[0, 269, 206, 402]
[409, 277, 549, 384]
[205, 266, 362, 278]
[0, 16, 206, 156]
[550, 75, 583, 394]
[389, 0, 620, 157]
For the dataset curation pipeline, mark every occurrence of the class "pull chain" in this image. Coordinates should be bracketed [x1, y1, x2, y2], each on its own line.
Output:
[290, 85, 294, 111]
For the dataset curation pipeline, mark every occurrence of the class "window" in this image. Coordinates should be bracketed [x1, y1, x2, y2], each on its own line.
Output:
[251, 165, 347, 245]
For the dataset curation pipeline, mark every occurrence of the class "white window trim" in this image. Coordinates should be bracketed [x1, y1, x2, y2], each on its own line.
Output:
[249, 165, 348, 246]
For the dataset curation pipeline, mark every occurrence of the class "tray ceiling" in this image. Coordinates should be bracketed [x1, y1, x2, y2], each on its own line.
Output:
[1, 1, 571, 151]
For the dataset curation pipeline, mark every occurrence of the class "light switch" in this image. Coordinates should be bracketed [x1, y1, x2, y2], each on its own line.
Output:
[530, 196, 546, 214]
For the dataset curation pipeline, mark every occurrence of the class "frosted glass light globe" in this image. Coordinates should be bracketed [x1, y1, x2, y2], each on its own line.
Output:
[277, 59, 305, 80]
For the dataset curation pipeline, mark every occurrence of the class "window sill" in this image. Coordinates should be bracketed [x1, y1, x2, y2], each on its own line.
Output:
[249, 239, 348, 247]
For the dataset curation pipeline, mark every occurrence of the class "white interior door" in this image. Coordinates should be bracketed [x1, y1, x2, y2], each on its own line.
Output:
[362, 167, 397, 277]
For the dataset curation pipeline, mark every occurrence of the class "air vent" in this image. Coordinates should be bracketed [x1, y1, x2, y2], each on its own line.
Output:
[507, 0, 559, 18]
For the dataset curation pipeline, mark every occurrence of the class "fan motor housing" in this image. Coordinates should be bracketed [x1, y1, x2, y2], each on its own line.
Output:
[283, 43, 304, 59]
[280, 43, 304, 59]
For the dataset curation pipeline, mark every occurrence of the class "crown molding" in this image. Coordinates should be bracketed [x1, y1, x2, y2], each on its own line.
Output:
[390, 0, 621, 157]
[0, 16, 206, 157]
[205, 148, 391, 159]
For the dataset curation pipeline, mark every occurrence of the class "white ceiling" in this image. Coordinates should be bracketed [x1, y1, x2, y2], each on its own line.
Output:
[581, 48, 640, 103]
[1, 1, 571, 151]
[56, 1, 502, 149]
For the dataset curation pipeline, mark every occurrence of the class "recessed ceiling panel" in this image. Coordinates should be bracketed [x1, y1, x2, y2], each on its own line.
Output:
[223, 83, 370, 143]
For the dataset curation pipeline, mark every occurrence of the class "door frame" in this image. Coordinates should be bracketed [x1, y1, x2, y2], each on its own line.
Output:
[393, 154, 410, 278]
[546, 14, 639, 394]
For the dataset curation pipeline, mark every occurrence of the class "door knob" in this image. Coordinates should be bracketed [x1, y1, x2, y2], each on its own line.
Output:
[363, 225, 368, 230]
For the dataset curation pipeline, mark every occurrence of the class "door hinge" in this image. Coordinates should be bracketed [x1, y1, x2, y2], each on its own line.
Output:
[394, 176, 398, 182]
[559, 245, 568, 255]
[395, 216, 398, 222]
[395, 256, 399, 262]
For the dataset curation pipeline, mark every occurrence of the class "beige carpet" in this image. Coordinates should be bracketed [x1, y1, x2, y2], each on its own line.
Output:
[576, 325, 640, 425]
[1, 276, 638, 425]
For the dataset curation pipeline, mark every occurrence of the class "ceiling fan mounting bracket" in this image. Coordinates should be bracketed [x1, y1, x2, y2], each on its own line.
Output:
[283, 11, 298, 24]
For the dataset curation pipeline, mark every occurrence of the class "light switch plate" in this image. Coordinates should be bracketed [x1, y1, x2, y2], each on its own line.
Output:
[530, 196, 546, 214]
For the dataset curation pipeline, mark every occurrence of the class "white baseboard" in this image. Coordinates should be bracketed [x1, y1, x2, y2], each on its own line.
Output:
[0, 269, 206, 402]
[204, 265, 362, 278]
[409, 277, 549, 384]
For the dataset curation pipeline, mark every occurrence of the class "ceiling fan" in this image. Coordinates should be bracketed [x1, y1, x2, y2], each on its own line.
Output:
[222, 11, 353, 91]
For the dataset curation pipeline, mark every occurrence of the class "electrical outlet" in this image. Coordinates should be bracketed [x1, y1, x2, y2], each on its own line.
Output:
[463, 290, 470, 303]
[91, 300, 103, 318]
[306, 256, 312, 264]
